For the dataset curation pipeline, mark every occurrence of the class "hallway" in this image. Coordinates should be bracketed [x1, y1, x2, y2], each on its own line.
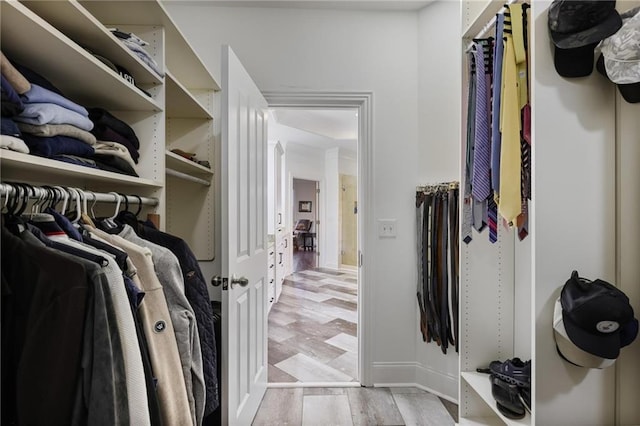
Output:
[268, 265, 358, 383]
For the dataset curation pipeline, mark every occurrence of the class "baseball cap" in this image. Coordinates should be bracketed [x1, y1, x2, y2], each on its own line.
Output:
[548, 1, 623, 77]
[553, 297, 617, 368]
[560, 271, 637, 359]
[599, 6, 640, 102]
[554, 42, 599, 77]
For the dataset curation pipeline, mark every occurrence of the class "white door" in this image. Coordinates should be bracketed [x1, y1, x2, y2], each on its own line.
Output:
[221, 45, 269, 426]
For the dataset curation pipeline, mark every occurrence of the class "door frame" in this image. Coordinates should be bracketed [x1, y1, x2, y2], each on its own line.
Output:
[263, 91, 373, 386]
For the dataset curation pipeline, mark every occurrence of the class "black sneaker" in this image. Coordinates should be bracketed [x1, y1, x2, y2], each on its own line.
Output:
[489, 358, 531, 388]
[519, 386, 531, 412]
[490, 375, 525, 420]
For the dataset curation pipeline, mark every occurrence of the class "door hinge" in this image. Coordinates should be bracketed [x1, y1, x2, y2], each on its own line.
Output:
[316, 188, 320, 194]
[359, 251, 363, 267]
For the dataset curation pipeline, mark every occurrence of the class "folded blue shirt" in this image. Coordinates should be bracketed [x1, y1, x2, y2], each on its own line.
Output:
[15, 103, 94, 131]
[21, 84, 88, 117]
[1, 117, 21, 137]
[22, 133, 95, 158]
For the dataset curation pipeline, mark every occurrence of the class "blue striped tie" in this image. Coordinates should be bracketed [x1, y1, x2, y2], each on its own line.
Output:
[471, 41, 491, 202]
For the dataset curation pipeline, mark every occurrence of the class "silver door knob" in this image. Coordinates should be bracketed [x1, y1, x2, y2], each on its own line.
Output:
[211, 276, 224, 287]
[231, 275, 249, 289]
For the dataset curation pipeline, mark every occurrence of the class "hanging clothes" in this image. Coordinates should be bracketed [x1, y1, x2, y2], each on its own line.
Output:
[86, 226, 194, 426]
[1, 183, 217, 426]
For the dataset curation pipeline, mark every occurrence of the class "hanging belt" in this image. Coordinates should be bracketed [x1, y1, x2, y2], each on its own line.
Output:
[449, 187, 460, 352]
[438, 191, 450, 354]
[415, 192, 428, 342]
[430, 194, 443, 347]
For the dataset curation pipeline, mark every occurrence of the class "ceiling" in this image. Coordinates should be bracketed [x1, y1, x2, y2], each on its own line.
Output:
[268, 108, 358, 154]
[177, 1, 436, 11]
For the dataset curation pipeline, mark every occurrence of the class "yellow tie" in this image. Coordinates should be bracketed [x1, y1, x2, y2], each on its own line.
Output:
[499, 35, 522, 224]
[509, 4, 528, 108]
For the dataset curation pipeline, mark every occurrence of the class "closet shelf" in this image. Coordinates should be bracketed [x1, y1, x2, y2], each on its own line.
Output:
[79, 0, 220, 91]
[166, 72, 213, 119]
[165, 151, 213, 176]
[0, 150, 162, 189]
[457, 417, 505, 425]
[461, 372, 531, 426]
[0, 1, 161, 113]
[20, 0, 163, 87]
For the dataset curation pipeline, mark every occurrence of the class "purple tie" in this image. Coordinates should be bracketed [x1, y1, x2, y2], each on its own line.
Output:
[471, 41, 491, 202]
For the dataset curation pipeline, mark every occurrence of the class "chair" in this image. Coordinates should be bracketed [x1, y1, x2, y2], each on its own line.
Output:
[293, 219, 313, 250]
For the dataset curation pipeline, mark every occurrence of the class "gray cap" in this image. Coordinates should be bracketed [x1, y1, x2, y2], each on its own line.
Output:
[600, 7, 640, 84]
[549, 0, 622, 49]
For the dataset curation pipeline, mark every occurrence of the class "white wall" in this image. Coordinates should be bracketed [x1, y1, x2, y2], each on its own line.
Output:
[167, 1, 461, 398]
[339, 151, 357, 177]
[533, 2, 617, 424]
[415, 1, 461, 399]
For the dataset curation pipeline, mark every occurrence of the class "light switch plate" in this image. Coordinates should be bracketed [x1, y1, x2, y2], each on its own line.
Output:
[378, 219, 397, 238]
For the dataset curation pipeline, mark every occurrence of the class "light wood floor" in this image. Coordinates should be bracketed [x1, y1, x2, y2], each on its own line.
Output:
[268, 261, 358, 383]
[263, 251, 459, 424]
[252, 387, 459, 425]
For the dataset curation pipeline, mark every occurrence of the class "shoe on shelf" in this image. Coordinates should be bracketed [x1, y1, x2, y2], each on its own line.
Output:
[489, 357, 531, 388]
[490, 375, 526, 420]
[519, 386, 531, 412]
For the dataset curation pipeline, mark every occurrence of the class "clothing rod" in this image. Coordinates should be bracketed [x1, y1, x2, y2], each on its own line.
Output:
[0, 183, 159, 206]
[166, 168, 211, 186]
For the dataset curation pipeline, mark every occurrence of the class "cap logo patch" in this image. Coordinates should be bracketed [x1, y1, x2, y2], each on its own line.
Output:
[596, 320, 620, 333]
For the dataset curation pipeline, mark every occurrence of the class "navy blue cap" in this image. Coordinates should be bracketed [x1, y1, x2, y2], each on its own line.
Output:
[561, 271, 637, 359]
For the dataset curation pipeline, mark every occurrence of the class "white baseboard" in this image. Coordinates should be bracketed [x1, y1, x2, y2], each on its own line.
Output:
[371, 361, 459, 403]
[339, 264, 358, 272]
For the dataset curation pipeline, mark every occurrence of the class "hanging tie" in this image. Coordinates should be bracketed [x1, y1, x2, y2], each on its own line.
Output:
[489, 14, 505, 243]
[463, 52, 476, 244]
[498, 29, 522, 224]
[472, 41, 491, 203]
[508, 3, 528, 109]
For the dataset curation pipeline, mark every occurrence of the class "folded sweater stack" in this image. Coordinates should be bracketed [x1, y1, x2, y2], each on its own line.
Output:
[0, 52, 140, 177]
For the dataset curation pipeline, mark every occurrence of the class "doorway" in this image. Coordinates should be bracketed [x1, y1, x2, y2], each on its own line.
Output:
[266, 105, 360, 385]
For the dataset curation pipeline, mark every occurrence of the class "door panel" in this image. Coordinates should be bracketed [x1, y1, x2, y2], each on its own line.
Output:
[340, 174, 358, 266]
[222, 45, 268, 426]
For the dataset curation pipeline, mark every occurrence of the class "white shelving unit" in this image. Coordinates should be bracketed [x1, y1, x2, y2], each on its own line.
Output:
[0, 149, 162, 189]
[0, 1, 161, 112]
[460, 372, 530, 426]
[77, 0, 218, 260]
[1, 0, 218, 257]
[20, 0, 163, 88]
[459, 2, 530, 425]
[459, 1, 640, 425]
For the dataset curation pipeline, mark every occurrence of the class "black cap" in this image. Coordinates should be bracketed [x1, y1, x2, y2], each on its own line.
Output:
[596, 53, 640, 103]
[560, 271, 637, 359]
[548, 1, 622, 49]
[554, 42, 599, 77]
